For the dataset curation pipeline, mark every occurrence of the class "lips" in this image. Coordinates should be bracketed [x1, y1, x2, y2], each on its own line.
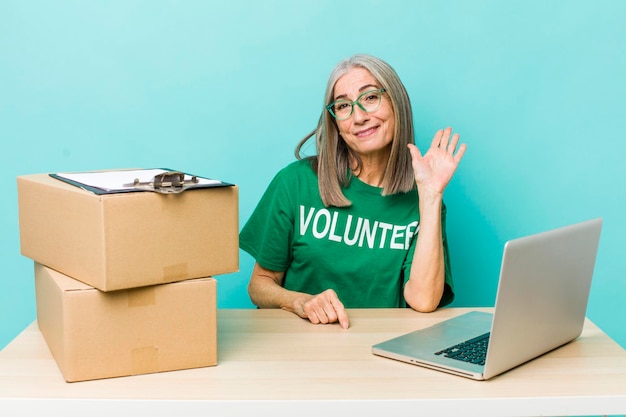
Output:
[354, 126, 379, 138]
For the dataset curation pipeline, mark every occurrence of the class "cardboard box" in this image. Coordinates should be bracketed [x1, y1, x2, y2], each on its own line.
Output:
[18, 172, 238, 291]
[34, 262, 218, 382]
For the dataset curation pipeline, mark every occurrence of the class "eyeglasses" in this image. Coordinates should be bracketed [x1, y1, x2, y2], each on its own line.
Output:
[325, 88, 386, 120]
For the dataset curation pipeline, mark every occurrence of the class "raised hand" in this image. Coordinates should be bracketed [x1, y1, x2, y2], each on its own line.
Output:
[407, 127, 466, 197]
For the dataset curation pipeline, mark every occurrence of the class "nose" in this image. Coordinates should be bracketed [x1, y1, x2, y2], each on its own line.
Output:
[351, 104, 369, 123]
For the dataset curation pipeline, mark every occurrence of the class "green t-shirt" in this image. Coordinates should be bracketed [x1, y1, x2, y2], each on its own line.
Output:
[239, 159, 454, 308]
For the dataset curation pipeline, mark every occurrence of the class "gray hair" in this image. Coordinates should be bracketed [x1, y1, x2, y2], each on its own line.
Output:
[296, 54, 415, 207]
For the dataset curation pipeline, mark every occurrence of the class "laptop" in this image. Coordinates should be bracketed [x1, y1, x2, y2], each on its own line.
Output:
[372, 217, 603, 380]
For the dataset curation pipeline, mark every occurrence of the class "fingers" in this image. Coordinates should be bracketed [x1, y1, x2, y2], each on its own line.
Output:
[431, 127, 465, 158]
[432, 127, 452, 150]
[303, 289, 350, 329]
[406, 143, 422, 162]
[439, 128, 450, 150]
[430, 129, 444, 148]
[453, 142, 467, 163]
[332, 297, 350, 329]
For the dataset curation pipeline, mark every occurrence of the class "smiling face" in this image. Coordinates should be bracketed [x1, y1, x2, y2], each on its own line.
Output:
[332, 67, 395, 163]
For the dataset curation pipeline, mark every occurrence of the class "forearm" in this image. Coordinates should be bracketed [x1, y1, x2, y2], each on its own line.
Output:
[248, 263, 310, 314]
[404, 194, 446, 312]
[248, 263, 349, 327]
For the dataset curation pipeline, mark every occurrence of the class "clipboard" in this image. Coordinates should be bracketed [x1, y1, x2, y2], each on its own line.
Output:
[50, 168, 234, 195]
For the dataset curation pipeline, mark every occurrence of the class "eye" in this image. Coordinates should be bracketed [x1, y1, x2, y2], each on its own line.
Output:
[362, 91, 381, 103]
[334, 102, 350, 111]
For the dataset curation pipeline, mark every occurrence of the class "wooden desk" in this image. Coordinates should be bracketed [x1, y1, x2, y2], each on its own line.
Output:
[1, 308, 625, 417]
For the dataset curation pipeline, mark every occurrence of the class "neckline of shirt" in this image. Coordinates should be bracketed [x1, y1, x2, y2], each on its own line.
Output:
[348, 175, 384, 195]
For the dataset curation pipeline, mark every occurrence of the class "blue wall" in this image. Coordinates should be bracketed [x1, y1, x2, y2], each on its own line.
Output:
[2, 0, 625, 350]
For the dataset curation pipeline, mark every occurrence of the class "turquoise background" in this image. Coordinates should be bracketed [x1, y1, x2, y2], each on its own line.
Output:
[1, 0, 625, 354]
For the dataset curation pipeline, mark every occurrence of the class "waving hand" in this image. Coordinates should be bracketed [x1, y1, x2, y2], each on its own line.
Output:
[407, 127, 466, 196]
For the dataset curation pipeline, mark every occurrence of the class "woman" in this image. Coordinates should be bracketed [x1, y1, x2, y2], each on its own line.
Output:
[239, 54, 466, 329]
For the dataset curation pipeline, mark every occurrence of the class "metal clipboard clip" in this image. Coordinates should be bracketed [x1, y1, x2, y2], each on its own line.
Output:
[129, 171, 199, 194]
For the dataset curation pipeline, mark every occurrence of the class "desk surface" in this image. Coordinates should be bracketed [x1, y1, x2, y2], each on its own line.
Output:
[1, 308, 626, 417]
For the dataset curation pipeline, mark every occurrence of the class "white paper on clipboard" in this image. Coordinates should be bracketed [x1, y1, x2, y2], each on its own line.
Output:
[52, 169, 228, 194]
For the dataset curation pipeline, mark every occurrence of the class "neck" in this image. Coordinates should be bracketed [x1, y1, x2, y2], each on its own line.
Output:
[351, 157, 387, 188]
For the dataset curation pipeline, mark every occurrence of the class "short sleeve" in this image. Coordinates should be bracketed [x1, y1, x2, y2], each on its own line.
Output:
[239, 167, 297, 272]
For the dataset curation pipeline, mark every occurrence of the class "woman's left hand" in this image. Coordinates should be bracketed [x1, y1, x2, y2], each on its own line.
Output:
[407, 127, 466, 197]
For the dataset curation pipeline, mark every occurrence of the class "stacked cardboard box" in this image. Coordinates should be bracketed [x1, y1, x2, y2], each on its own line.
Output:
[17, 171, 239, 382]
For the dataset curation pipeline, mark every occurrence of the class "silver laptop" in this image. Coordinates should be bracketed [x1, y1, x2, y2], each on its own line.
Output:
[372, 218, 603, 380]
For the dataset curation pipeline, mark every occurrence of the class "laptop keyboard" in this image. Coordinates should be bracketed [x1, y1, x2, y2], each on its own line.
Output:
[434, 332, 490, 366]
